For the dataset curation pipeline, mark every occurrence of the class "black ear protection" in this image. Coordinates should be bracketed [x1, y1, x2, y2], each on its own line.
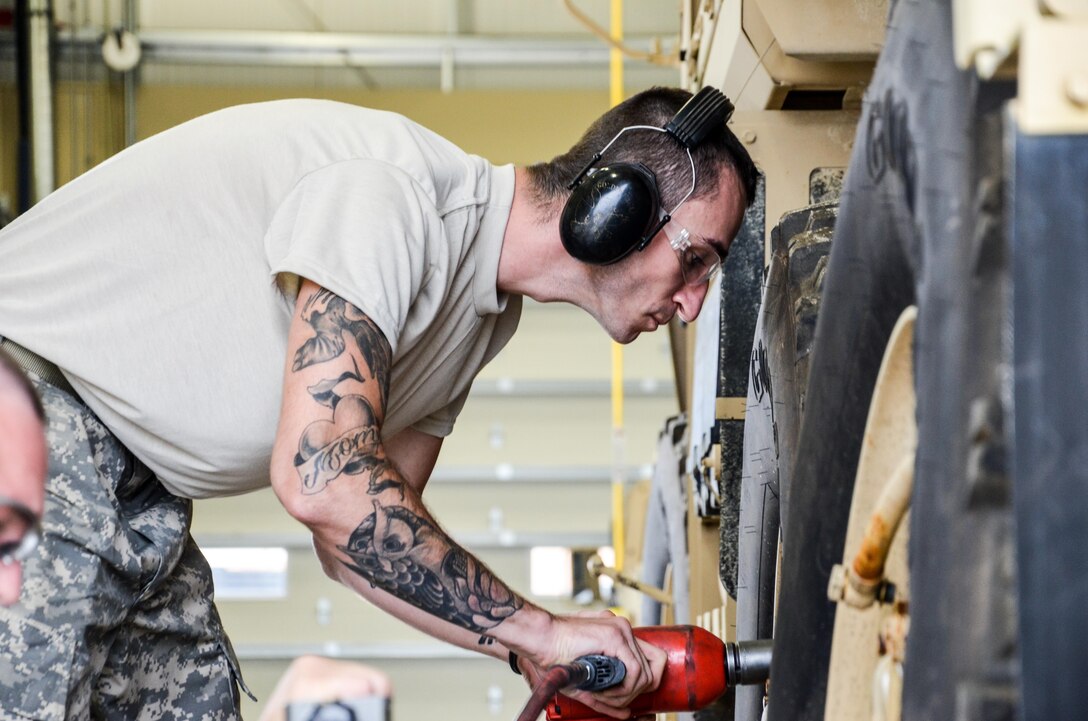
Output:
[559, 86, 735, 266]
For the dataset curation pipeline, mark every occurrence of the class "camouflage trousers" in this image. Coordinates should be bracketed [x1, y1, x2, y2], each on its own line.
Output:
[0, 374, 249, 720]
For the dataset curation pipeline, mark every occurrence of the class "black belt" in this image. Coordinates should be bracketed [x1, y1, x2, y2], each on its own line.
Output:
[0, 337, 78, 397]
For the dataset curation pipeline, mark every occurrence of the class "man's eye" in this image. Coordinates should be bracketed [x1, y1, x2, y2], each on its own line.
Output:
[684, 250, 707, 272]
[0, 518, 28, 538]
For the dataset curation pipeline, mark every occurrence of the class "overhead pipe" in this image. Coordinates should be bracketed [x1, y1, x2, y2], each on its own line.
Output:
[122, 0, 137, 147]
[14, 0, 32, 213]
[54, 28, 661, 67]
[27, 0, 54, 202]
[15, 0, 55, 211]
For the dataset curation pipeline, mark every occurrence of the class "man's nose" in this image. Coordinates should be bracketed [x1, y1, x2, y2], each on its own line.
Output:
[0, 563, 23, 606]
[674, 281, 710, 323]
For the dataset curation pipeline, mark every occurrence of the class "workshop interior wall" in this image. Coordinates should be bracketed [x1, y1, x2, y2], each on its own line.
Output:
[0, 83, 612, 209]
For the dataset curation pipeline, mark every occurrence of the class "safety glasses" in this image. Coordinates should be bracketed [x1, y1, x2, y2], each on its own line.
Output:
[0, 496, 41, 566]
[293, 698, 390, 721]
[667, 226, 723, 287]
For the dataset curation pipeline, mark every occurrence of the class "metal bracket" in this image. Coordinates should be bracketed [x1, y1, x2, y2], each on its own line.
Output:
[715, 396, 746, 420]
[1039, 0, 1088, 19]
[954, 0, 1088, 134]
[953, 0, 1029, 78]
[1018, 13, 1088, 134]
[693, 442, 723, 518]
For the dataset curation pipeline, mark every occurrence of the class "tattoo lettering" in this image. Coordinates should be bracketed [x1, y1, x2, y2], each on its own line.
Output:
[295, 394, 395, 494]
[339, 501, 524, 633]
[292, 288, 397, 495]
[293, 294, 391, 409]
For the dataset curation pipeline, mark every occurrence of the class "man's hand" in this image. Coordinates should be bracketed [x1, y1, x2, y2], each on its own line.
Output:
[518, 609, 666, 719]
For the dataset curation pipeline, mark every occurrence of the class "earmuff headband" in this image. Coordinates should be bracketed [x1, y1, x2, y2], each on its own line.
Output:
[566, 125, 662, 191]
[665, 87, 735, 148]
[560, 86, 735, 265]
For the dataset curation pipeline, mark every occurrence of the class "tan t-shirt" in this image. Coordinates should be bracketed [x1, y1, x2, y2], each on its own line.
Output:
[0, 99, 520, 498]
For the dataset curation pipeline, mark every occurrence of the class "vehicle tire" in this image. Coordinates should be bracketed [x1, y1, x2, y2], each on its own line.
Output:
[765, 1, 1017, 720]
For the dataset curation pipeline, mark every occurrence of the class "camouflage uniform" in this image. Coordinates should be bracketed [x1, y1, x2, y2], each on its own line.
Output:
[0, 373, 250, 720]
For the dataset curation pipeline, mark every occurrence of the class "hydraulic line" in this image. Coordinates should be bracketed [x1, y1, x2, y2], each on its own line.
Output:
[515, 665, 576, 721]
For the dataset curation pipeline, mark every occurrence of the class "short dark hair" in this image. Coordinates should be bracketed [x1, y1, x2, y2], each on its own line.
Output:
[526, 86, 758, 214]
[0, 349, 45, 423]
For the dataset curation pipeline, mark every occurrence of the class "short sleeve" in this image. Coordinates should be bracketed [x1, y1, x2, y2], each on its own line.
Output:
[265, 159, 442, 355]
[408, 293, 521, 438]
[411, 385, 472, 438]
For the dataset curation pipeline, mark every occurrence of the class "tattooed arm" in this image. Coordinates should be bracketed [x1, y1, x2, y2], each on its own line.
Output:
[271, 280, 664, 717]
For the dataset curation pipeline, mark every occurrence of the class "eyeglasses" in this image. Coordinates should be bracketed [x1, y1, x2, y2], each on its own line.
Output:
[667, 226, 724, 287]
[293, 698, 390, 721]
[0, 496, 41, 566]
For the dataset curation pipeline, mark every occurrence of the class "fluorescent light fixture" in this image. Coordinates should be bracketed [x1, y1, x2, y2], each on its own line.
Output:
[204, 547, 289, 600]
[530, 546, 573, 597]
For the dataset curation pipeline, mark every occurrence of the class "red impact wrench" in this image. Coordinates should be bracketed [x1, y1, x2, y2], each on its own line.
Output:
[514, 625, 773, 721]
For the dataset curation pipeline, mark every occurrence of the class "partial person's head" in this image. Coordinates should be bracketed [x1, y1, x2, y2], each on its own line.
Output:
[258, 654, 392, 721]
[525, 86, 758, 342]
[0, 350, 47, 606]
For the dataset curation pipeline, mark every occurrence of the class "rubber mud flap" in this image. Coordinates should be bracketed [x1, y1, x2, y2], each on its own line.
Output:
[718, 175, 767, 598]
[735, 201, 836, 721]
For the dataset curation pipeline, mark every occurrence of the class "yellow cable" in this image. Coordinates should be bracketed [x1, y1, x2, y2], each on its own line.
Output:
[561, 0, 677, 68]
[609, 0, 626, 574]
[612, 342, 625, 573]
[609, 0, 624, 109]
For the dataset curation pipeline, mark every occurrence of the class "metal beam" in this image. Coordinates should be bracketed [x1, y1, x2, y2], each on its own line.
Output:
[470, 377, 671, 398]
[39, 27, 668, 69]
[428, 464, 653, 484]
[234, 642, 482, 661]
